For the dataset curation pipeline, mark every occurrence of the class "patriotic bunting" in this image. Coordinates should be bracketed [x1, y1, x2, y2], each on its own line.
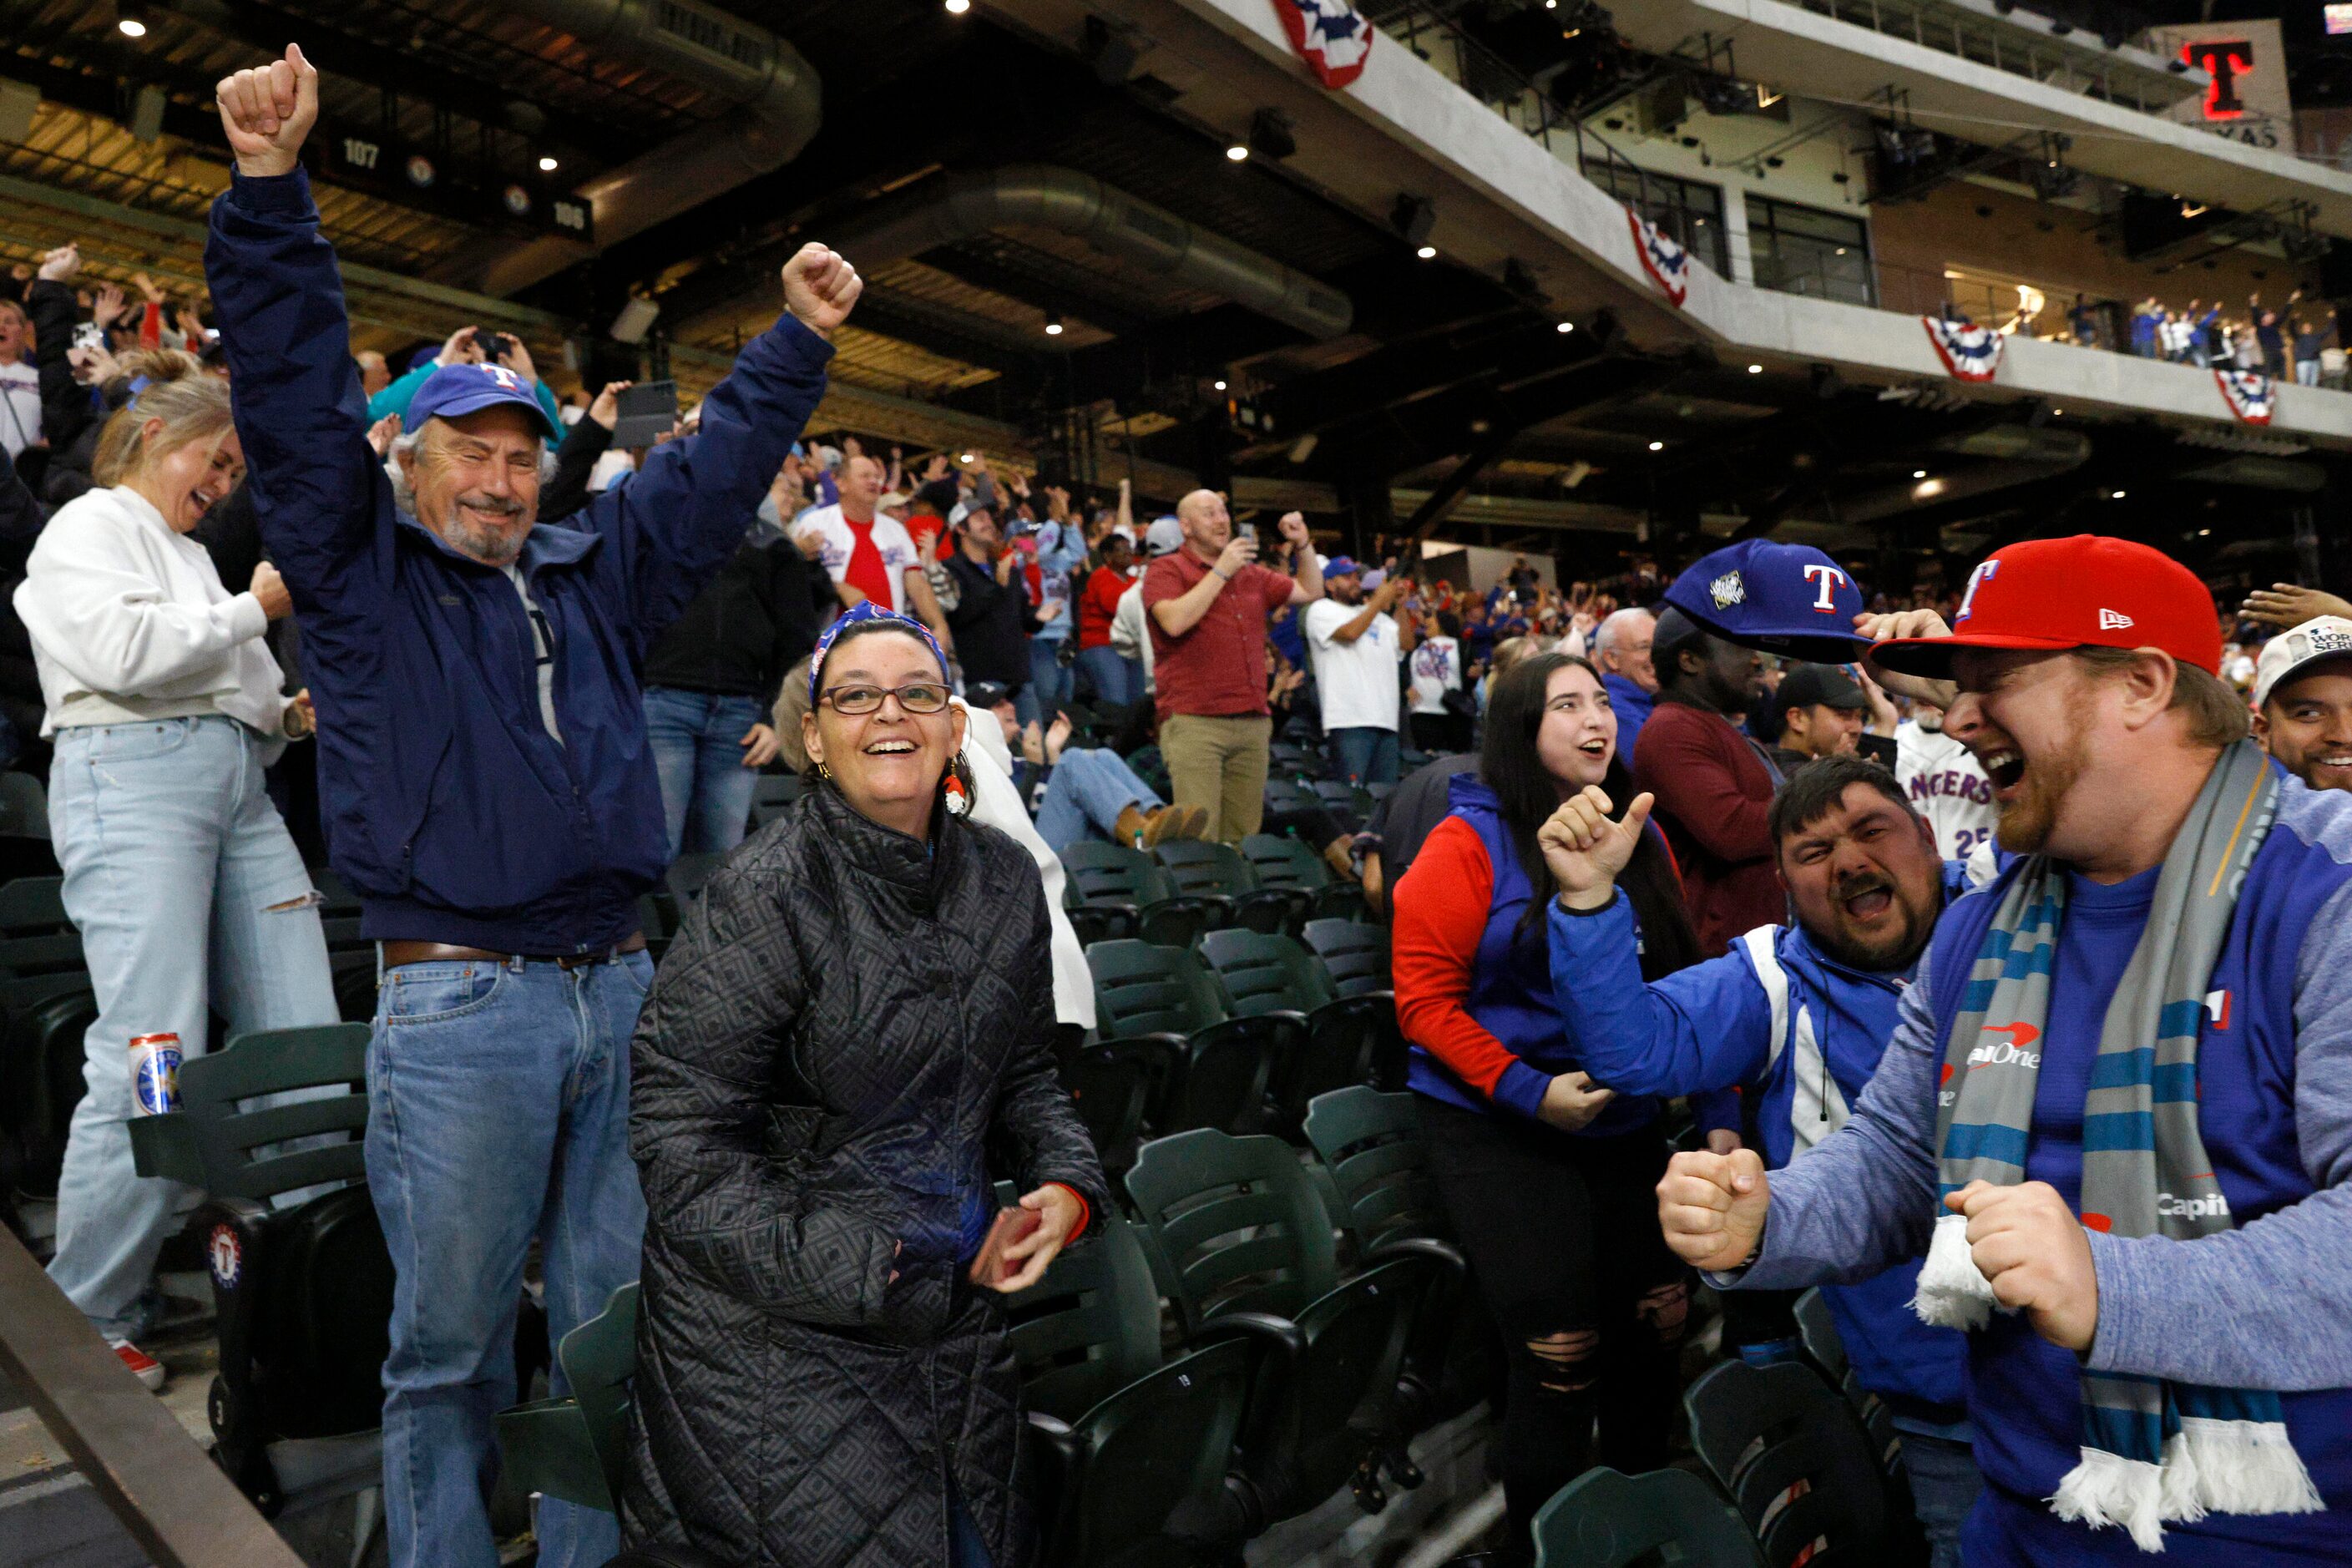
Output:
[1273, 0, 1373, 90]
[1921, 315, 2005, 383]
[2215, 368, 2277, 426]
[1626, 206, 1690, 306]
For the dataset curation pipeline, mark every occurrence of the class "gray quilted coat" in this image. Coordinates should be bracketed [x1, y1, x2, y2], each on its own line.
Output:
[624, 783, 1108, 1565]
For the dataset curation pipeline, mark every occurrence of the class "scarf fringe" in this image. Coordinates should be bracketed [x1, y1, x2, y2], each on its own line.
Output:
[2052, 1444, 2172, 1554]
[1911, 1211, 1996, 1330]
[2177, 1417, 2325, 1518]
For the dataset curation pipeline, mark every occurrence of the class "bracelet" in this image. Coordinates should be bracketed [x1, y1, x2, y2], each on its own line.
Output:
[1213, 567, 1233, 580]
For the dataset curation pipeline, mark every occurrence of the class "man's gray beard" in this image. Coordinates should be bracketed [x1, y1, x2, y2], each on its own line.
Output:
[443, 509, 529, 567]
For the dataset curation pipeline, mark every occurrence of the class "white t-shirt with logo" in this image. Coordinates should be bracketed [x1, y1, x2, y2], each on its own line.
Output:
[0, 359, 40, 459]
[790, 503, 922, 615]
[1303, 599, 1404, 733]
[1409, 637, 1463, 716]
[1896, 718, 1996, 861]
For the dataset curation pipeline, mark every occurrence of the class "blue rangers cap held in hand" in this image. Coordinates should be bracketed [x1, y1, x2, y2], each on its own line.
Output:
[406, 362, 560, 441]
[1662, 539, 1869, 662]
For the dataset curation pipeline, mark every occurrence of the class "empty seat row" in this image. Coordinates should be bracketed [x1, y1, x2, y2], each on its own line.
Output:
[1062, 836, 1365, 948]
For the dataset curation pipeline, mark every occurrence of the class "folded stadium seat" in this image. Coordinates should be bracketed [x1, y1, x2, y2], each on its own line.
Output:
[1151, 842, 1296, 936]
[1011, 1215, 1276, 1565]
[0, 875, 71, 934]
[1297, 920, 1402, 1089]
[1199, 930, 1388, 1130]
[1241, 833, 1363, 925]
[1684, 1359, 1890, 1568]
[1267, 741, 1314, 781]
[0, 970, 97, 1198]
[495, 1282, 638, 1515]
[1365, 781, 1396, 805]
[1064, 903, 1139, 948]
[1060, 841, 1216, 948]
[1085, 938, 1287, 1136]
[1052, 1024, 1151, 1177]
[1123, 1128, 1447, 1521]
[0, 832, 58, 886]
[1396, 746, 1430, 774]
[1261, 777, 1315, 819]
[329, 950, 379, 1024]
[1530, 1465, 1765, 1568]
[0, 771, 46, 838]
[1309, 779, 1360, 817]
[1792, 1289, 1904, 1479]
[125, 1024, 388, 1518]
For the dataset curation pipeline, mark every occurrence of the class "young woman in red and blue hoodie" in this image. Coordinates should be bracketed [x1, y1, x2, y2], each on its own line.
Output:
[1393, 651, 1705, 1560]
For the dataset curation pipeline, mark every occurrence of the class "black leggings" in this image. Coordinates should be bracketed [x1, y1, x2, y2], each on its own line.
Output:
[1416, 1097, 1688, 1560]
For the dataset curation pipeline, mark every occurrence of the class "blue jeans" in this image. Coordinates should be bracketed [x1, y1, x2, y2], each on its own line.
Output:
[1034, 747, 1161, 852]
[643, 687, 766, 860]
[1075, 645, 1142, 709]
[367, 950, 652, 1568]
[1896, 1426, 1982, 1568]
[46, 717, 338, 1340]
[1326, 726, 1399, 787]
[1029, 636, 1075, 715]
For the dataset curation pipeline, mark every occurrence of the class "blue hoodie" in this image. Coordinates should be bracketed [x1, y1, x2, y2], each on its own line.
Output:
[1546, 867, 1972, 1417]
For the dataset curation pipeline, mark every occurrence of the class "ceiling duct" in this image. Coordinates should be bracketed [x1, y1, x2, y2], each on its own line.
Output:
[451, 0, 821, 297]
[818, 165, 1354, 341]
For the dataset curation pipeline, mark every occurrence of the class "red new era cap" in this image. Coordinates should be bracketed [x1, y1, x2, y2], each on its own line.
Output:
[1871, 535, 2222, 679]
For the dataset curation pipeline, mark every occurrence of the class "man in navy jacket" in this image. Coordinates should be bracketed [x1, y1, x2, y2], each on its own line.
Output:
[205, 48, 859, 1568]
[1541, 754, 1978, 1564]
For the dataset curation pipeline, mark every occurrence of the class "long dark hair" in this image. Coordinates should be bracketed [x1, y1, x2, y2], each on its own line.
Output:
[1481, 652, 1700, 980]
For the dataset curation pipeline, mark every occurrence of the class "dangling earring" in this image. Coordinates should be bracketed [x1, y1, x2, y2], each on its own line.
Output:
[817, 761, 832, 781]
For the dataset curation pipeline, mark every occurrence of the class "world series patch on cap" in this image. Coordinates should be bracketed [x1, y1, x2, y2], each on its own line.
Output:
[1872, 534, 2223, 679]
[1661, 539, 1869, 662]
[2252, 615, 2352, 710]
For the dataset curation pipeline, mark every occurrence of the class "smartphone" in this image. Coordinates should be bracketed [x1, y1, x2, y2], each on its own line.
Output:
[611, 380, 680, 448]
[477, 331, 512, 362]
[1239, 521, 1258, 542]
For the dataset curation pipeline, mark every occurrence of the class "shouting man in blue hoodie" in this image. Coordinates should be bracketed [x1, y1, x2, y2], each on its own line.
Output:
[1542, 752, 1978, 1562]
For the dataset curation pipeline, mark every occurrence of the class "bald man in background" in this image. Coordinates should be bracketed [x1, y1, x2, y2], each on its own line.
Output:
[355, 348, 390, 398]
[1142, 491, 1322, 842]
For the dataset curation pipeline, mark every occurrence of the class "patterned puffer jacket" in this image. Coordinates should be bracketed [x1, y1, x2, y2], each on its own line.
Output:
[624, 781, 1108, 1565]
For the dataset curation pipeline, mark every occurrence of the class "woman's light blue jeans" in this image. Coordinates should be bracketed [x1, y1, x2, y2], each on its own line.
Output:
[44, 716, 338, 1340]
[643, 686, 766, 859]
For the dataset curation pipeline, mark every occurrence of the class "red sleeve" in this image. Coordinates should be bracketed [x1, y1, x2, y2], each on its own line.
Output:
[140, 301, 162, 349]
[1256, 563, 1296, 613]
[1045, 1182, 1091, 1238]
[1633, 708, 1773, 864]
[1390, 817, 1521, 1100]
[1141, 556, 1182, 609]
[1085, 569, 1125, 620]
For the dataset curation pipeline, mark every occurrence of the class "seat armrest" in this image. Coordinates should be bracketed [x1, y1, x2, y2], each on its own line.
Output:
[127, 1112, 204, 1184]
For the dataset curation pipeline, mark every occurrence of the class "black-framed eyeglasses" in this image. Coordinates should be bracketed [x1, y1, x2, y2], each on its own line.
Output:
[819, 681, 951, 716]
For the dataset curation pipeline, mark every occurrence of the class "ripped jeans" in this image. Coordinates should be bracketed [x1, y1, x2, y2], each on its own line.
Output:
[1417, 1097, 1688, 1563]
[46, 716, 338, 1340]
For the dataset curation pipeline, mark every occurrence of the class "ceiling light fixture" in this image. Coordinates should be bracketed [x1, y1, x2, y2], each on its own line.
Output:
[117, 1, 149, 36]
[538, 154, 559, 173]
[944, 0, 971, 13]
[1912, 468, 1926, 478]
[1416, 244, 1437, 260]
[2112, 489, 2126, 499]
[1747, 363, 1763, 373]
[1044, 311, 1064, 336]
[1647, 440, 1665, 452]
[1557, 321, 1575, 333]
[1213, 378, 1228, 391]
[1225, 142, 1249, 162]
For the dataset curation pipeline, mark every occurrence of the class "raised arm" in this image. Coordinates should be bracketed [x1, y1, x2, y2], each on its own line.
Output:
[630, 861, 897, 1328]
[204, 46, 382, 620]
[580, 245, 854, 650]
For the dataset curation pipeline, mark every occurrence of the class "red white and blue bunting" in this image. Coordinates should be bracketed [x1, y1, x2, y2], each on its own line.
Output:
[1273, 0, 1373, 90]
[2214, 368, 2277, 427]
[1626, 206, 1690, 306]
[1920, 315, 2005, 383]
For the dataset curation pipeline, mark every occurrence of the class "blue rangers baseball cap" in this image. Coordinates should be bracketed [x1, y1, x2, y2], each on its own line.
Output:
[406, 362, 560, 441]
[1662, 539, 1869, 663]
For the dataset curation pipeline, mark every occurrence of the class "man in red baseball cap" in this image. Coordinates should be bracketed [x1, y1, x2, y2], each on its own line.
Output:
[1657, 534, 2352, 1561]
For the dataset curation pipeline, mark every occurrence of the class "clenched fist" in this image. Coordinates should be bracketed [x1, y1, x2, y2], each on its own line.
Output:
[1539, 785, 1654, 911]
[1945, 1180, 2099, 1351]
[780, 244, 862, 340]
[216, 44, 319, 180]
[1657, 1148, 1769, 1272]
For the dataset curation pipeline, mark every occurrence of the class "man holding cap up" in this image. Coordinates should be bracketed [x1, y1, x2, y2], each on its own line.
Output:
[1636, 540, 1872, 955]
[2253, 615, 2352, 794]
[1658, 535, 2352, 1561]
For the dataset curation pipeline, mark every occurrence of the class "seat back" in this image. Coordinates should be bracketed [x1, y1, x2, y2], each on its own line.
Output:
[0, 771, 45, 838]
[1240, 834, 1328, 893]
[1253, 1254, 1422, 1520]
[1123, 1129, 1339, 1335]
[1152, 842, 1257, 900]
[1792, 1290, 1903, 1478]
[0, 875, 70, 934]
[1686, 1360, 1889, 1568]
[1198, 930, 1330, 1018]
[1088, 940, 1225, 1038]
[1262, 779, 1315, 817]
[1008, 1216, 1163, 1424]
[1302, 1088, 1449, 1248]
[1302, 918, 1389, 997]
[1530, 1465, 1765, 1568]
[127, 1024, 371, 1201]
[1036, 1337, 1257, 1568]
[496, 1282, 640, 1514]
[1065, 904, 1139, 948]
[0, 973, 96, 1196]
[1793, 1288, 1845, 1381]
[1060, 842, 1163, 910]
[251, 1184, 397, 1440]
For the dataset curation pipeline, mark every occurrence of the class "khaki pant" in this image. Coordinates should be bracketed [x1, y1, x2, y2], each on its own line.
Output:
[1160, 713, 1272, 845]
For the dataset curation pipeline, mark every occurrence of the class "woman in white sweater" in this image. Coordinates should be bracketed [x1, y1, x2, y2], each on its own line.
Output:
[17, 352, 336, 1390]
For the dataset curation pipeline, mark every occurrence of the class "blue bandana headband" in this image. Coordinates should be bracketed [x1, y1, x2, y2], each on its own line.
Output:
[807, 601, 949, 705]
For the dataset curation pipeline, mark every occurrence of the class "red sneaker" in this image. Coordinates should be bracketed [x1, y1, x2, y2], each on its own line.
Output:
[109, 1340, 165, 1392]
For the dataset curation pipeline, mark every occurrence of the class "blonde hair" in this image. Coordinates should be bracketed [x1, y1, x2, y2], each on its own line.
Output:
[92, 350, 234, 488]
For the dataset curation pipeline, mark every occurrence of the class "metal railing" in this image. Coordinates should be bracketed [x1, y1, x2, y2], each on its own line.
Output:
[1784, 0, 2190, 116]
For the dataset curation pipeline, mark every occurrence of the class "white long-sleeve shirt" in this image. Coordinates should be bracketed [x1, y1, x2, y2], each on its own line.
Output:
[958, 698, 1095, 1030]
[15, 484, 287, 741]
[1110, 578, 1156, 682]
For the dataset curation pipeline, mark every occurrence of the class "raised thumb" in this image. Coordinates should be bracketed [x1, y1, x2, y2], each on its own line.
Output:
[1621, 791, 1656, 842]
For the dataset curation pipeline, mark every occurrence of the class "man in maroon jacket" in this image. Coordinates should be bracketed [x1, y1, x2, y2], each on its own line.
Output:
[1632, 607, 1778, 955]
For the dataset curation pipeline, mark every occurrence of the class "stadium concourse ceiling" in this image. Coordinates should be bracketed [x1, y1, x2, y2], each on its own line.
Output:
[3, 0, 2343, 582]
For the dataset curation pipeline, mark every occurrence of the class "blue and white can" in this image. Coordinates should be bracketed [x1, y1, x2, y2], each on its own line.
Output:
[129, 1033, 183, 1116]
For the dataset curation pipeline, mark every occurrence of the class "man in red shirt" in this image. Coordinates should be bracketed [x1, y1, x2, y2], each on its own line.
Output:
[1631, 608, 1778, 956]
[1143, 493, 1323, 843]
[791, 453, 949, 647]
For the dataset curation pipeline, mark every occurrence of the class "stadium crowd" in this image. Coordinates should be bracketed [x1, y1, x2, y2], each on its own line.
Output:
[0, 38, 2345, 1568]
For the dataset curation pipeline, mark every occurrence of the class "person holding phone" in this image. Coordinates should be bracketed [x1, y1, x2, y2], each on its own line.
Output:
[630, 603, 1107, 1565]
[365, 321, 566, 444]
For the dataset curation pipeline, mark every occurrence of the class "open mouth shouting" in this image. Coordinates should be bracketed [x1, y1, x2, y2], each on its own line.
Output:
[1977, 743, 2026, 801]
[1576, 737, 1608, 760]
[1836, 873, 1896, 923]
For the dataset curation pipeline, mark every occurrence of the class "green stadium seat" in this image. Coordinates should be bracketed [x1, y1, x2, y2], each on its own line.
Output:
[0, 771, 46, 838]
[1199, 930, 1388, 1129]
[1794, 1287, 1909, 1483]
[1685, 1359, 1890, 1568]
[1530, 1466, 1764, 1567]
[1060, 840, 1216, 948]
[1299, 920, 1402, 1086]
[495, 1282, 640, 1512]
[1152, 841, 1297, 934]
[1085, 939, 1286, 1136]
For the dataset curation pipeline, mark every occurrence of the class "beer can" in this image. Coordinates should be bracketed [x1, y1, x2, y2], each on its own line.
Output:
[129, 1033, 184, 1117]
